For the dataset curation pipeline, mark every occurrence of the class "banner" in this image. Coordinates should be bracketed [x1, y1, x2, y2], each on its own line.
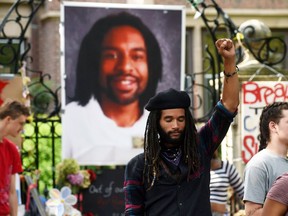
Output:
[241, 81, 288, 163]
[60, 2, 185, 165]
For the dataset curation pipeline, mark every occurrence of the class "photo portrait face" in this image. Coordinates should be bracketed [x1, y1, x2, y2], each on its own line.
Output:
[99, 25, 149, 105]
[63, 7, 184, 107]
[61, 3, 185, 166]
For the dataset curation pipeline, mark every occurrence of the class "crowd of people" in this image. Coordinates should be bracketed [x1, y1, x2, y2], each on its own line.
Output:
[4, 38, 288, 216]
[1, 15, 288, 215]
[61, 10, 288, 216]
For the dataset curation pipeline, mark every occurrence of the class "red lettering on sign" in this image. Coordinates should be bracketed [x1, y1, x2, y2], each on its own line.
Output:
[243, 81, 288, 105]
[242, 135, 259, 163]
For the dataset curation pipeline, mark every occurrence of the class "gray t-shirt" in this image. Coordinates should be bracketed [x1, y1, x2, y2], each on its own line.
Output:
[243, 149, 288, 204]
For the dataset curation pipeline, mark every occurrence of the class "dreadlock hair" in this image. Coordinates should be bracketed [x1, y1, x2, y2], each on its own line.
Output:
[143, 108, 200, 190]
[258, 102, 288, 151]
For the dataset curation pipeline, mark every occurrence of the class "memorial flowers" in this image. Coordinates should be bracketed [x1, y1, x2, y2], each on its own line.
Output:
[46, 186, 80, 216]
[56, 159, 96, 194]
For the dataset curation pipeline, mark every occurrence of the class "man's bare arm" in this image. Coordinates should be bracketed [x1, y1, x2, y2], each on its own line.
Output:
[262, 198, 288, 216]
[9, 174, 18, 216]
[245, 201, 263, 216]
[215, 38, 239, 113]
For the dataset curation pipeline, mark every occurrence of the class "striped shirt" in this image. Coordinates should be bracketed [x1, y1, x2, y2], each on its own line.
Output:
[210, 160, 244, 204]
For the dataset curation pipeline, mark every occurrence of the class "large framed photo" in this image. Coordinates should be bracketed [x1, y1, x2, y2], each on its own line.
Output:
[61, 1, 186, 165]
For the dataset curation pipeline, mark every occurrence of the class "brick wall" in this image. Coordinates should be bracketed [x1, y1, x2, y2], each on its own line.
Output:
[38, 17, 61, 90]
[213, 0, 288, 9]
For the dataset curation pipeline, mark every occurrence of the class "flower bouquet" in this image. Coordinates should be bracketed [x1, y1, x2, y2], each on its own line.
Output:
[56, 159, 96, 194]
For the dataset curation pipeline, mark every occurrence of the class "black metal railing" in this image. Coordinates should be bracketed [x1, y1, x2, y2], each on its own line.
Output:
[0, 0, 45, 74]
[186, 0, 287, 122]
[0, 0, 62, 194]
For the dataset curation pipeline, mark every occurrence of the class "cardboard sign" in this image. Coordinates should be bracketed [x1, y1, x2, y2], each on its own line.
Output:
[241, 81, 288, 163]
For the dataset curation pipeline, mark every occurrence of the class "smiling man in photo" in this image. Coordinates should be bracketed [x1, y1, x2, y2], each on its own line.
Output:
[62, 12, 163, 165]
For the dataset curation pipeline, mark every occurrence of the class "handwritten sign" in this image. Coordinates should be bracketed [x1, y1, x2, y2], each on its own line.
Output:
[241, 81, 288, 163]
[82, 168, 125, 215]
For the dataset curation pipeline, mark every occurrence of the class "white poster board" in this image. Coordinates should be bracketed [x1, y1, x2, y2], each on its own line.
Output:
[60, 2, 185, 165]
[241, 81, 288, 163]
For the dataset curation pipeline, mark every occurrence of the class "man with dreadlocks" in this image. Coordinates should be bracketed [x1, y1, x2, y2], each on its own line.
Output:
[124, 38, 239, 216]
[243, 102, 288, 216]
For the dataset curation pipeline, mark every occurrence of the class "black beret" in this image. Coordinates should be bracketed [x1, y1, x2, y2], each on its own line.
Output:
[145, 88, 190, 111]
